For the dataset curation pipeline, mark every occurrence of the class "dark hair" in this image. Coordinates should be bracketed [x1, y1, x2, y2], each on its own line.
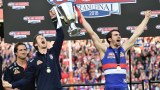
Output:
[33, 34, 43, 50]
[105, 30, 120, 44]
[14, 42, 27, 56]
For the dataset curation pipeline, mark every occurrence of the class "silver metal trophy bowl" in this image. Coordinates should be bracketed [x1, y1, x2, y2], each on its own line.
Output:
[57, 2, 81, 37]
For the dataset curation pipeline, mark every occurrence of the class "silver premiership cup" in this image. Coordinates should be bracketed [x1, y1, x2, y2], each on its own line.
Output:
[57, 2, 81, 37]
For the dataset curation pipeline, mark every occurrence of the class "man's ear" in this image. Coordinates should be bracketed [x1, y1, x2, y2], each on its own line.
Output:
[15, 52, 17, 56]
[108, 38, 112, 42]
[34, 43, 38, 46]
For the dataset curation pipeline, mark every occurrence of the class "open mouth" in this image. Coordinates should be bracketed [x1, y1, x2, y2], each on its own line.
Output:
[41, 41, 45, 44]
[117, 40, 120, 42]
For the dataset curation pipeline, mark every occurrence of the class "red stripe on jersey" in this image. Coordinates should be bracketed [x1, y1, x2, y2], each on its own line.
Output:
[102, 63, 127, 69]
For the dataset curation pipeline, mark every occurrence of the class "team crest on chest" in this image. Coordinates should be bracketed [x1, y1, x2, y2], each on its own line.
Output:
[49, 54, 53, 59]
[13, 67, 20, 74]
[37, 60, 43, 65]
[108, 52, 115, 58]
[14, 69, 20, 74]
[120, 52, 125, 57]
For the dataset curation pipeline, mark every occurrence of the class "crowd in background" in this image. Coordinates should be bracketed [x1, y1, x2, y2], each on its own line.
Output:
[0, 36, 160, 90]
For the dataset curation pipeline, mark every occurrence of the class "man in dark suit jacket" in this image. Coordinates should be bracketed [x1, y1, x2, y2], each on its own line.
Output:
[0, 55, 4, 90]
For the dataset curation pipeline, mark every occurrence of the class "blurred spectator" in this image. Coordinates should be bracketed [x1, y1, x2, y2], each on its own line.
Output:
[0, 54, 3, 90]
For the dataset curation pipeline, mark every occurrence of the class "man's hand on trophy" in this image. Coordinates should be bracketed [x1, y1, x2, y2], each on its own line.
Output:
[49, 10, 58, 27]
[49, 10, 56, 19]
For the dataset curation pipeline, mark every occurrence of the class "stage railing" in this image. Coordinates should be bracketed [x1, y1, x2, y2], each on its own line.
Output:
[149, 80, 160, 90]
[62, 81, 145, 90]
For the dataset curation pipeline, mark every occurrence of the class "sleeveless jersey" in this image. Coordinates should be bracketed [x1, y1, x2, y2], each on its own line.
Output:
[102, 47, 128, 89]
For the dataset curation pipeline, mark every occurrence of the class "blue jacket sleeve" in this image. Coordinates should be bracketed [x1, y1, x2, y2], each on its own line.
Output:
[50, 22, 64, 80]
[51, 20, 64, 57]
[12, 61, 35, 88]
[52, 27, 64, 57]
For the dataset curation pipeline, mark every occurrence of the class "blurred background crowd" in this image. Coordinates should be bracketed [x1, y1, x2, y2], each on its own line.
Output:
[0, 36, 160, 90]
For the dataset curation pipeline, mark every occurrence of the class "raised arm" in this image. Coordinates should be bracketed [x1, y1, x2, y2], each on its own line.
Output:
[81, 14, 107, 59]
[122, 10, 152, 52]
[52, 27, 64, 57]
[50, 10, 64, 57]
[49, 10, 64, 79]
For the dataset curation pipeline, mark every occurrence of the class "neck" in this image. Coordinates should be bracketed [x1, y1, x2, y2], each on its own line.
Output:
[38, 48, 47, 54]
[16, 58, 27, 68]
[110, 44, 120, 49]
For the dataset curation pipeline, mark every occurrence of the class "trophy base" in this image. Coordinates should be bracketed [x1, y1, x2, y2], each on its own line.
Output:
[68, 28, 82, 37]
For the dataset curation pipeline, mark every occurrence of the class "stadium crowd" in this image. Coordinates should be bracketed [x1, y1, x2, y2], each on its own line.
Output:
[0, 36, 160, 90]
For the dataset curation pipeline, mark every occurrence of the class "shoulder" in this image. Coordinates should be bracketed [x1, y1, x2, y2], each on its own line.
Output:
[28, 58, 36, 63]
[8, 62, 17, 70]
[27, 57, 39, 66]
[105, 47, 111, 52]
[119, 46, 125, 52]
[4, 62, 16, 75]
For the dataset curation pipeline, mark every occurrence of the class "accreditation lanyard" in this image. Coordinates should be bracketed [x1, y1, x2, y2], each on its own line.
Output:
[45, 53, 52, 74]
[110, 46, 121, 66]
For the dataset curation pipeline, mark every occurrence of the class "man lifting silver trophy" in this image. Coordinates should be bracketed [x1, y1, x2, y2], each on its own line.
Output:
[50, 2, 81, 37]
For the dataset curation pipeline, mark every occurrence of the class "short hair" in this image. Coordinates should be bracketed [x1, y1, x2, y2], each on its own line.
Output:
[105, 30, 120, 44]
[14, 42, 27, 55]
[33, 34, 43, 50]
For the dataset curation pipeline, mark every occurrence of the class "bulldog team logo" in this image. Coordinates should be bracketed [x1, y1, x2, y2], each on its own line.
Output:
[14, 69, 20, 74]
[107, 52, 115, 58]
[120, 52, 125, 57]
[8, 2, 29, 10]
[13, 67, 20, 74]
[47, 0, 136, 18]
